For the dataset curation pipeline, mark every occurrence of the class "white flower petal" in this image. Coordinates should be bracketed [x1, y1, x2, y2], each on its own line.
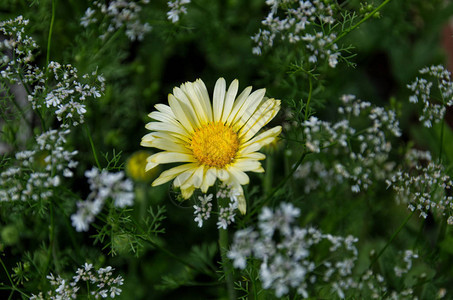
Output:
[221, 79, 239, 123]
[152, 163, 198, 186]
[213, 78, 226, 122]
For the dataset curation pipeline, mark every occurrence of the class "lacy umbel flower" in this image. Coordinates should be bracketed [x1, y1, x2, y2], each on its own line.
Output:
[141, 78, 281, 214]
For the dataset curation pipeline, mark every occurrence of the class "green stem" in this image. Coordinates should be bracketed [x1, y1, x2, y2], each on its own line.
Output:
[369, 210, 415, 269]
[43, 201, 56, 279]
[263, 153, 273, 194]
[439, 119, 445, 164]
[332, 0, 394, 45]
[92, 29, 123, 61]
[0, 256, 29, 299]
[304, 76, 313, 121]
[244, 150, 309, 223]
[85, 125, 102, 169]
[46, 0, 56, 67]
[17, 72, 47, 131]
[218, 227, 235, 300]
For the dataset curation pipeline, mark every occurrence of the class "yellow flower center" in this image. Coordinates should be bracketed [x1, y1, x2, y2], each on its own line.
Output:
[190, 122, 239, 168]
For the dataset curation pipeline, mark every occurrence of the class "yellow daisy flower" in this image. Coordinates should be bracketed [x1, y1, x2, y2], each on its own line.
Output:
[141, 78, 281, 214]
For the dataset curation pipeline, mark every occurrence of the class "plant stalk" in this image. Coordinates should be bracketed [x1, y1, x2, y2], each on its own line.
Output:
[369, 210, 415, 269]
[218, 227, 236, 300]
[46, 0, 56, 68]
[332, 0, 394, 45]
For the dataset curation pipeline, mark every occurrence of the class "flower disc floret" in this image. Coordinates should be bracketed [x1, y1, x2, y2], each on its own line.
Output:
[191, 122, 239, 168]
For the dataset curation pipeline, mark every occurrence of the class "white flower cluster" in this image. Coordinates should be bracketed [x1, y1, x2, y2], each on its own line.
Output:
[0, 16, 38, 65]
[386, 150, 453, 223]
[228, 202, 359, 298]
[295, 94, 400, 193]
[80, 0, 152, 41]
[30, 263, 124, 299]
[0, 16, 105, 128]
[0, 129, 78, 202]
[28, 61, 105, 127]
[229, 203, 421, 298]
[193, 194, 213, 227]
[71, 168, 134, 232]
[0, 16, 42, 85]
[394, 250, 418, 277]
[407, 65, 453, 128]
[192, 183, 240, 229]
[167, 0, 191, 23]
[252, 0, 340, 67]
[216, 183, 240, 229]
[359, 269, 416, 300]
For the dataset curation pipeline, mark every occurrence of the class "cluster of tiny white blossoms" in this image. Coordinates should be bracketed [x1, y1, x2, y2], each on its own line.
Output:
[28, 61, 105, 127]
[0, 16, 41, 84]
[167, 0, 191, 23]
[0, 129, 78, 202]
[295, 94, 400, 193]
[394, 250, 419, 278]
[228, 202, 359, 298]
[358, 269, 416, 299]
[80, 0, 151, 41]
[0, 16, 105, 128]
[252, 0, 340, 67]
[386, 150, 453, 224]
[229, 203, 422, 298]
[193, 194, 213, 227]
[0, 16, 38, 65]
[407, 65, 453, 128]
[192, 183, 240, 229]
[71, 167, 134, 232]
[30, 263, 124, 299]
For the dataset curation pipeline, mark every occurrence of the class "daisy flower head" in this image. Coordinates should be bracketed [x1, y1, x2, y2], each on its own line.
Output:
[141, 78, 281, 214]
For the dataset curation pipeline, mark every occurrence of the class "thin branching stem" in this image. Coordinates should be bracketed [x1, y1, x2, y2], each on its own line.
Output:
[304, 76, 313, 121]
[368, 210, 415, 269]
[43, 200, 56, 280]
[46, 0, 56, 68]
[439, 117, 445, 164]
[0, 256, 29, 299]
[218, 226, 236, 300]
[332, 0, 394, 45]
[85, 125, 102, 169]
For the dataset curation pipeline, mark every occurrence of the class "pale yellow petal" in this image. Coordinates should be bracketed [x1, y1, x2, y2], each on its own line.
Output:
[145, 161, 158, 171]
[145, 121, 188, 137]
[148, 152, 196, 165]
[174, 170, 195, 187]
[181, 186, 195, 199]
[213, 78, 226, 122]
[239, 152, 266, 160]
[193, 79, 213, 122]
[232, 88, 266, 130]
[216, 168, 230, 181]
[201, 168, 217, 193]
[168, 94, 196, 133]
[152, 163, 198, 186]
[191, 165, 205, 188]
[142, 134, 190, 153]
[173, 86, 203, 127]
[239, 99, 281, 142]
[221, 79, 239, 123]
[141, 131, 189, 148]
[237, 193, 246, 215]
[239, 126, 282, 154]
[148, 111, 178, 125]
[226, 166, 250, 185]
[179, 82, 209, 125]
[226, 86, 252, 126]
[233, 159, 264, 173]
